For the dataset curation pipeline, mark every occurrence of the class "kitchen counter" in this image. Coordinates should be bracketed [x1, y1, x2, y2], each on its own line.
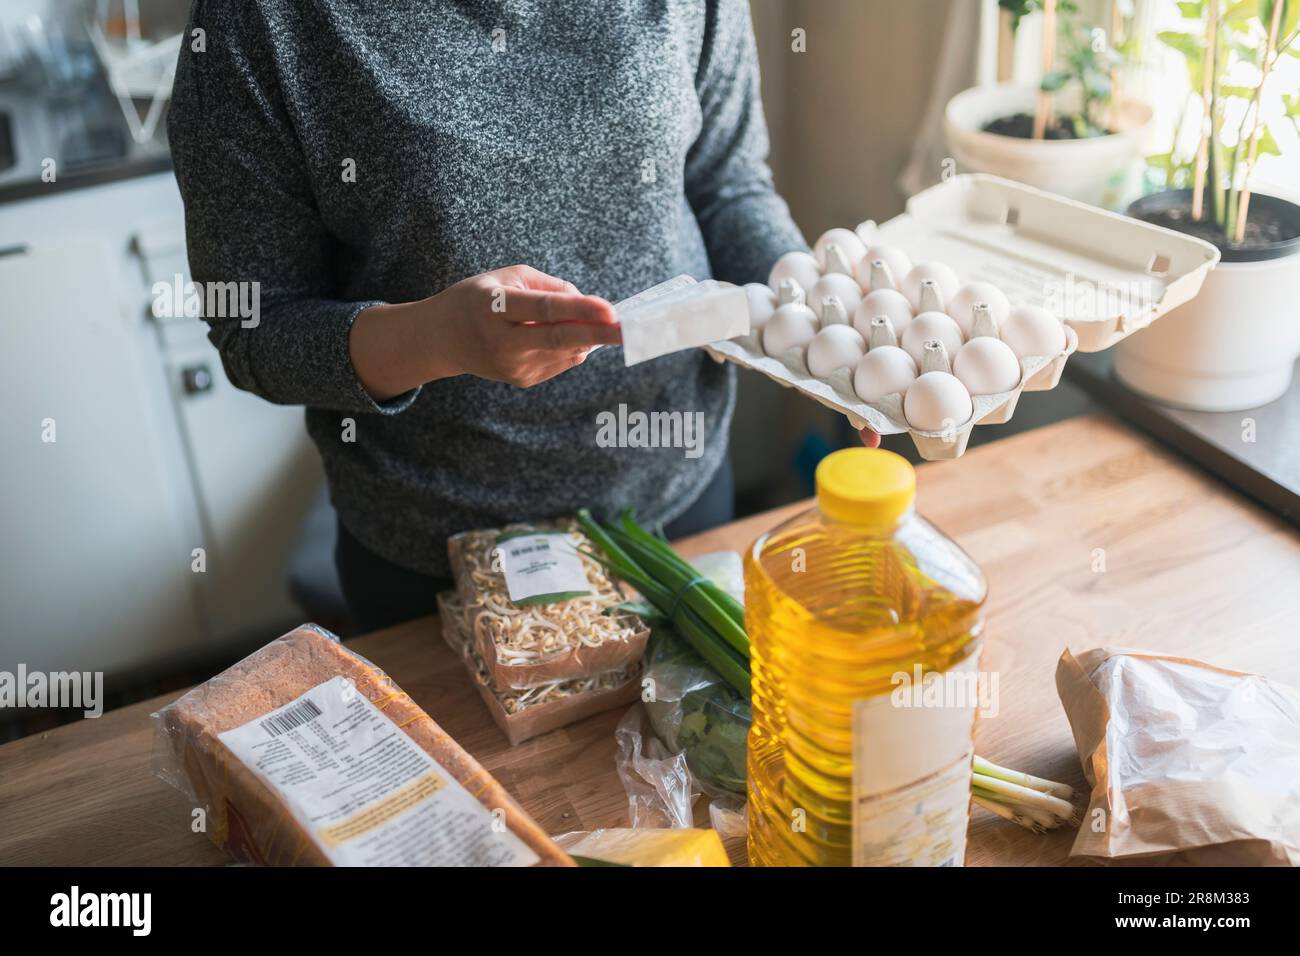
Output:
[1068, 351, 1300, 527]
[3, 413, 1300, 867]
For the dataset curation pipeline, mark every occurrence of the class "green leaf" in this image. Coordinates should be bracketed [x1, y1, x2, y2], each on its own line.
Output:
[1255, 123, 1282, 156]
[1158, 29, 1205, 60]
[1178, 0, 1205, 16]
[1040, 69, 1071, 92]
[1219, 84, 1260, 98]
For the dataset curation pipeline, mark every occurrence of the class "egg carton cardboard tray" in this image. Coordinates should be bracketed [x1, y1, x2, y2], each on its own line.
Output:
[708, 323, 1078, 460]
[871, 174, 1220, 353]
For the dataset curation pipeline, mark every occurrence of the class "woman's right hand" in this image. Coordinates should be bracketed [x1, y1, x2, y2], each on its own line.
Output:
[351, 265, 621, 400]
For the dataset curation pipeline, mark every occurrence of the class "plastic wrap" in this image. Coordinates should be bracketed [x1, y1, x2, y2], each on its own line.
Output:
[447, 519, 649, 688]
[437, 591, 642, 745]
[1057, 647, 1300, 865]
[642, 628, 750, 794]
[151, 623, 571, 866]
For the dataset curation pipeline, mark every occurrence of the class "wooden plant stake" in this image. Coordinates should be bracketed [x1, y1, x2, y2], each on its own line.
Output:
[1233, 0, 1284, 243]
[1033, 0, 1058, 140]
[1192, 0, 1218, 221]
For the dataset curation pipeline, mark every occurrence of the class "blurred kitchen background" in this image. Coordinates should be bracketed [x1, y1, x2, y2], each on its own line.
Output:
[3, 0, 1298, 736]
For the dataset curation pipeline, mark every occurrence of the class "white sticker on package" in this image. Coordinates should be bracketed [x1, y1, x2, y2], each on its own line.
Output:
[850, 651, 981, 866]
[496, 532, 591, 603]
[218, 676, 539, 866]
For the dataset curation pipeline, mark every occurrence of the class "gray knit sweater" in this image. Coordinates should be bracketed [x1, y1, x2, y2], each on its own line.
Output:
[169, 0, 804, 576]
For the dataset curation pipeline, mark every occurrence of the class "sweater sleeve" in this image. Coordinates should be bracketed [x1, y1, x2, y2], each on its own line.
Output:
[684, 0, 808, 286]
[167, 0, 418, 415]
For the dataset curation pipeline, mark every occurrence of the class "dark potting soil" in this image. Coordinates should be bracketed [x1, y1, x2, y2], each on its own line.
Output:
[981, 112, 1107, 140]
[1135, 203, 1298, 252]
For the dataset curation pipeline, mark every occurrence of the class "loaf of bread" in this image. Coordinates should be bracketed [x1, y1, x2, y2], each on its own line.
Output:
[152, 624, 571, 866]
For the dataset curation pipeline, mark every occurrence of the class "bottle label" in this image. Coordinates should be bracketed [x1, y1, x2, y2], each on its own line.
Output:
[850, 650, 980, 866]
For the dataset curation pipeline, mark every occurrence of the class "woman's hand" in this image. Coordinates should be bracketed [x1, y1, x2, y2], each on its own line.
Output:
[351, 265, 621, 400]
[858, 427, 881, 448]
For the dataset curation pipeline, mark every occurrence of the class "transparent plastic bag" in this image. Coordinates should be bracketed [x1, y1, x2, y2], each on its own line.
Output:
[611, 550, 752, 829]
[642, 628, 750, 794]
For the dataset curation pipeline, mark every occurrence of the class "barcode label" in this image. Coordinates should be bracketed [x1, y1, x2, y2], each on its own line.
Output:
[260, 698, 323, 737]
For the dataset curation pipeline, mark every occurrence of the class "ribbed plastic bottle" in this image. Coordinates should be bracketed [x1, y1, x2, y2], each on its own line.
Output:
[746, 447, 987, 866]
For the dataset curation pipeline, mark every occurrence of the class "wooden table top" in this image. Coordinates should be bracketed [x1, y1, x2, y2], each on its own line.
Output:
[3, 413, 1299, 867]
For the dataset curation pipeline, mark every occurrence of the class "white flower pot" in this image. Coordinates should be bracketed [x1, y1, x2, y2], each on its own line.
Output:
[1114, 191, 1300, 412]
[944, 83, 1153, 209]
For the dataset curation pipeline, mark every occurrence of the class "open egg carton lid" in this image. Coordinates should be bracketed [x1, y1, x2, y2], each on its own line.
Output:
[876, 174, 1220, 352]
[702, 174, 1219, 461]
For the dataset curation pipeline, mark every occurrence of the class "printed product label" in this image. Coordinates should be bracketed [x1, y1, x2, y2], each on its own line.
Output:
[851, 651, 980, 866]
[495, 531, 591, 604]
[219, 676, 539, 866]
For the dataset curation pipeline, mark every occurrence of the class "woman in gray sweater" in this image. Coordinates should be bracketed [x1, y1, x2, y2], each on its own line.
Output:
[169, 0, 809, 630]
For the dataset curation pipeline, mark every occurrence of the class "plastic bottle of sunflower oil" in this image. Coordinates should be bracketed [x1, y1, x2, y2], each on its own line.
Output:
[745, 448, 987, 866]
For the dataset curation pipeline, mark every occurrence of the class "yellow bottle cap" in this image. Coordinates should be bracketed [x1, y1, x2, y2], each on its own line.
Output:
[815, 448, 916, 526]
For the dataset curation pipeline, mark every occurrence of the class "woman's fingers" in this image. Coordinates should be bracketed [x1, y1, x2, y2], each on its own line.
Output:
[506, 264, 581, 294]
[515, 315, 622, 351]
[501, 287, 617, 326]
[858, 427, 881, 448]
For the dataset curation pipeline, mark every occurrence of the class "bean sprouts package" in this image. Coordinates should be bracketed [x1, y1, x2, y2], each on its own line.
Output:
[151, 623, 571, 866]
[1057, 648, 1300, 865]
[446, 519, 650, 689]
[437, 591, 642, 746]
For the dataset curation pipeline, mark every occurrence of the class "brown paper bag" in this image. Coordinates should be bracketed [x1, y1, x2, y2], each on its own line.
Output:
[1057, 647, 1300, 865]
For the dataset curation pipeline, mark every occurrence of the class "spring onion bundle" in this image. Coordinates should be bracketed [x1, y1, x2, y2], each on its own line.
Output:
[580, 510, 1076, 830]
[577, 509, 749, 697]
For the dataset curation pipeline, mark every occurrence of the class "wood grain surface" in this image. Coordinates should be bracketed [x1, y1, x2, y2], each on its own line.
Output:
[2, 413, 1298, 866]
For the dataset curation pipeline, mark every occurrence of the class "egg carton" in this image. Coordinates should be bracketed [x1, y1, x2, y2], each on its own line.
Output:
[708, 323, 1078, 460]
[702, 174, 1216, 460]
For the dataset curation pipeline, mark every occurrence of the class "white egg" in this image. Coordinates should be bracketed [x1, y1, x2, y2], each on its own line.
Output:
[853, 346, 918, 402]
[949, 281, 1011, 339]
[953, 337, 1021, 395]
[813, 228, 868, 271]
[762, 303, 818, 356]
[810, 273, 863, 322]
[852, 288, 913, 338]
[900, 311, 964, 367]
[901, 261, 960, 312]
[806, 324, 867, 378]
[768, 251, 821, 298]
[743, 283, 778, 333]
[904, 371, 974, 432]
[853, 244, 914, 292]
[1000, 304, 1066, 358]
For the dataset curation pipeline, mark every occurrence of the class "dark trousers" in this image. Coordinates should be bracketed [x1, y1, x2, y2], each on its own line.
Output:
[335, 457, 735, 634]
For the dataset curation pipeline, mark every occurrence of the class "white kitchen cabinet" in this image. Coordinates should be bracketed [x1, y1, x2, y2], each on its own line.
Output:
[0, 238, 205, 674]
[0, 172, 323, 679]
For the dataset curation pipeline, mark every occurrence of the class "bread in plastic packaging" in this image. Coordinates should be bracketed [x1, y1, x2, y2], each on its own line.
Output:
[151, 623, 572, 866]
[1057, 647, 1300, 865]
[447, 519, 649, 689]
[437, 591, 642, 746]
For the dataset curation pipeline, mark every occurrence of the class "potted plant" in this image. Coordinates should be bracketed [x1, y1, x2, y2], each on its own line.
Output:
[944, 0, 1153, 208]
[1115, 0, 1300, 411]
